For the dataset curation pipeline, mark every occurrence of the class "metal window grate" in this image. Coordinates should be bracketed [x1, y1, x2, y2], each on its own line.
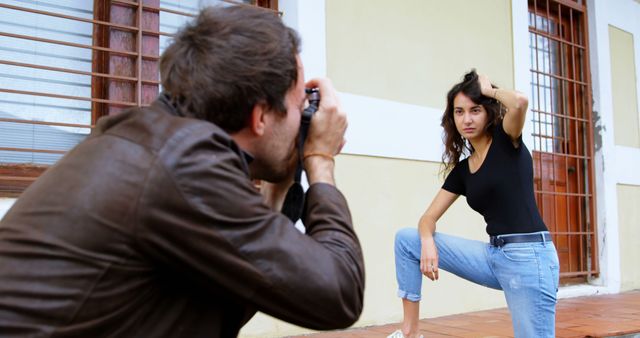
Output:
[0, 0, 277, 196]
[528, 0, 598, 282]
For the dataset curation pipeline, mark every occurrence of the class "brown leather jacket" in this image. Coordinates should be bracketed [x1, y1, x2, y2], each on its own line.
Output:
[0, 97, 365, 337]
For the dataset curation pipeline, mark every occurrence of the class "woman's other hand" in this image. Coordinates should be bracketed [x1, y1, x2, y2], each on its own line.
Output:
[420, 237, 439, 281]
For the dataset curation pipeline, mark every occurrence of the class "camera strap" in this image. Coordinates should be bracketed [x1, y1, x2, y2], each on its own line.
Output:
[281, 109, 313, 223]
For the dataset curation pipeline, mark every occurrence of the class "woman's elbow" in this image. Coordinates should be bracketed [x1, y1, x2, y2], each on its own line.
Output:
[514, 92, 529, 112]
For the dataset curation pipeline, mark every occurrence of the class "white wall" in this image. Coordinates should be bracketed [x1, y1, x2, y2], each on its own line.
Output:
[584, 0, 640, 297]
[0, 198, 15, 217]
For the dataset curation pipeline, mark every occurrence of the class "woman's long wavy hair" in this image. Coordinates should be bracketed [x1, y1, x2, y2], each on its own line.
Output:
[440, 70, 503, 175]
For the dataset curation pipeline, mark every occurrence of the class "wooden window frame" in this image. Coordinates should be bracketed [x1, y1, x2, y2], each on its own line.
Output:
[0, 0, 277, 197]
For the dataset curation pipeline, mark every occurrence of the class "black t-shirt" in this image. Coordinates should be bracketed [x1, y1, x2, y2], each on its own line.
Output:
[442, 122, 548, 236]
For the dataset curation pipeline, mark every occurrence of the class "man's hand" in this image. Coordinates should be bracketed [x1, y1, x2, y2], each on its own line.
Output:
[302, 78, 347, 186]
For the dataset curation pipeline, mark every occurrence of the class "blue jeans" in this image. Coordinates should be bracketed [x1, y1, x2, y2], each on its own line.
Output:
[394, 228, 559, 338]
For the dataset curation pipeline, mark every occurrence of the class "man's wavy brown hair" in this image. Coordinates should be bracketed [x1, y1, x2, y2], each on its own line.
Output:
[160, 6, 300, 133]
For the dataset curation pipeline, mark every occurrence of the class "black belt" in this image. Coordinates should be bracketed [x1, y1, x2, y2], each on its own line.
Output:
[490, 233, 552, 247]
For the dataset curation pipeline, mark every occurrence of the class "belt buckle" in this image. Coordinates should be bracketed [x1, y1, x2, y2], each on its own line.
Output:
[491, 237, 506, 247]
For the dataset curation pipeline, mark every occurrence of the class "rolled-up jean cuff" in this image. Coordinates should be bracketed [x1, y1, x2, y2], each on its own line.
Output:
[397, 289, 421, 302]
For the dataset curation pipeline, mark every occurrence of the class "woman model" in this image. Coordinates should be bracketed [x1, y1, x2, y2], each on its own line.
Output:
[388, 70, 559, 338]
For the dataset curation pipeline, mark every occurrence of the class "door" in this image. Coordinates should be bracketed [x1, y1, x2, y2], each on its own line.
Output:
[528, 0, 598, 283]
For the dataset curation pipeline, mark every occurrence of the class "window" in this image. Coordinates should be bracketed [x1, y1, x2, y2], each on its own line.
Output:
[0, 0, 277, 197]
[0, 0, 94, 195]
[528, 0, 598, 283]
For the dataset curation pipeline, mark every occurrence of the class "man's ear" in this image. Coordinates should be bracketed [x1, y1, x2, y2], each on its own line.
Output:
[249, 102, 268, 136]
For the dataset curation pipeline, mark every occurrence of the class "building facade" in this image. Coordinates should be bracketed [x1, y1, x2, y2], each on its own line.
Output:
[1, 1, 639, 337]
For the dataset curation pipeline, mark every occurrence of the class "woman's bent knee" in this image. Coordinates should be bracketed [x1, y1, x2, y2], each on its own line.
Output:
[395, 228, 419, 247]
[394, 228, 420, 257]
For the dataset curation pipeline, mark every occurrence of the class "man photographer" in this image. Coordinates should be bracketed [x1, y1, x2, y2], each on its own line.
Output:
[0, 5, 364, 337]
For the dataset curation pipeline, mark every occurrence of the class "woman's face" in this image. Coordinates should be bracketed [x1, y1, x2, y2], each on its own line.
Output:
[452, 92, 489, 141]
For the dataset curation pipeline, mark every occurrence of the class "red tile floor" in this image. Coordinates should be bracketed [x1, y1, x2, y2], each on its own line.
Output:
[292, 290, 640, 338]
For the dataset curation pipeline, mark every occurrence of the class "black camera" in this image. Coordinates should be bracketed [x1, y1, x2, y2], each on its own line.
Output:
[303, 88, 320, 116]
[300, 88, 320, 144]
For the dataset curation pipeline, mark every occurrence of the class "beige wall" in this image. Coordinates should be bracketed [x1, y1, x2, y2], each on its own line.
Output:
[243, 1, 517, 336]
[240, 155, 507, 337]
[325, 0, 514, 328]
[616, 184, 640, 291]
[326, 0, 514, 108]
[335, 155, 507, 325]
[609, 25, 640, 147]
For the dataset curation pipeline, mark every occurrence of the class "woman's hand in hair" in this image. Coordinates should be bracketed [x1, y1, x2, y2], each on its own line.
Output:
[476, 72, 528, 142]
[478, 73, 495, 99]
